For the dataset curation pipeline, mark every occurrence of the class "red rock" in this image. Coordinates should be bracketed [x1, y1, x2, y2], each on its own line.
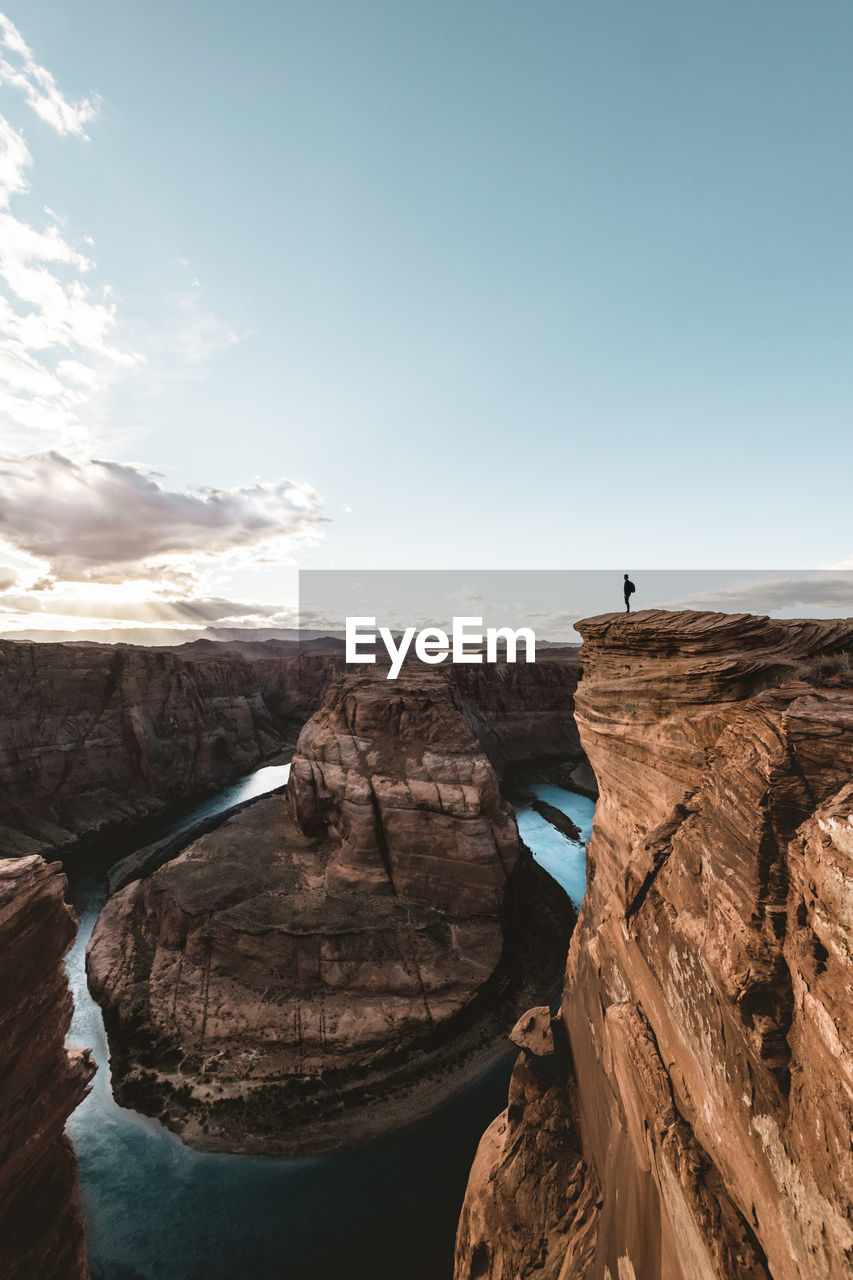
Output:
[0, 640, 292, 857]
[509, 1005, 555, 1056]
[0, 856, 95, 1279]
[86, 668, 571, 1152]
[452, 648, 581, 771]
[454, 1030, 598, 1280]
[0, 638, 579, 859]
[455, 610, 853, 1280]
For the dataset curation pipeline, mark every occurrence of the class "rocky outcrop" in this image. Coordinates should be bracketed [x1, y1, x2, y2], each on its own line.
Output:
[455, 1006, 599, 1279]
[0, 856, 95, 1278]
[456, 610, 853, 1280]
[87, 668, 573, 1153]
[287, 669, 521, 913]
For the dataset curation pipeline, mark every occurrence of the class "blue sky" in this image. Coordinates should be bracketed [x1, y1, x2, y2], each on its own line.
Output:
[0, 2, 851, 638]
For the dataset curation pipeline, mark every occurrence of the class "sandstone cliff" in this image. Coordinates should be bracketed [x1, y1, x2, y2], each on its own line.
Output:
[455, 610, 853, 1280]
[0, 856, 95, 1278]
[87, 668, 573, 1153]
[0, 639, 329, 858]
[453, 648, 581, 772]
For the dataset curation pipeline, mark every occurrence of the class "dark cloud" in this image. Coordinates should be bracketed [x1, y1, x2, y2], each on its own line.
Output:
[0, 452, 326, 582]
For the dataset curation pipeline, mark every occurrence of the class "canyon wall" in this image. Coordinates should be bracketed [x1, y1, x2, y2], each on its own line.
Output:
[453, 648, 581, 771]
[0, 638, 579, 861]
[0, 639, 335, 858]
[456, 610, 853, 1280]
[0, 856, 95, 1278]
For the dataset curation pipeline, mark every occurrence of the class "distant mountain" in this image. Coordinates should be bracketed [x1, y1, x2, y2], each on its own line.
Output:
[0, 625, 345, 648]
[200, 626, 345, 643]
[0, 623, 576, 650]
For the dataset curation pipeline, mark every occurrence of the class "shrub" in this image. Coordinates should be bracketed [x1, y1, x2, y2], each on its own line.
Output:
[799, 650, 853, 688]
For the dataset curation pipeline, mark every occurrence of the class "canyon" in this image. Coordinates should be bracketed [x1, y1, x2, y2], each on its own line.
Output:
[0, 638, 308, 860]
[455, 610, 853, 1280]
[85, 666, 575, 1152]
[0, 633, 580, 1268]
[3, 611, 852, 1278]
[0, 637, 580, 861]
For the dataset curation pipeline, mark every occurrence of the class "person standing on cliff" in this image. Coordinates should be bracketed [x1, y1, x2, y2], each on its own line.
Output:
[623, 574, 635, 612]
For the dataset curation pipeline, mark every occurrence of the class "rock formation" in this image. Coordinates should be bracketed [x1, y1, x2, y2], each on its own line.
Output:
[0, 856, 95, 1279]
[0, 637, 580, 861]
[455, 1004, 599, 1280]
[87, 668, 573, 1152]
[455, 610, 853, 1280]
[0, 639, 328, 859]
[453, 648, 581, 771]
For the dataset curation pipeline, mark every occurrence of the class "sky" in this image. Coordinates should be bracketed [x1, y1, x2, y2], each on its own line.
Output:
[0, 2, 851, 641]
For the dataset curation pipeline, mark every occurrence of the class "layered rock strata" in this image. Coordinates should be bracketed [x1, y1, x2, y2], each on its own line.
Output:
[0, 637, 580, 860]
[456, 610, 853, 1280]
[455, 1006, 599, 1279]
[0, 856, 95, 1279]
[87, 668, 573, 1152]
[453, 649, 581, 772]
[0, 640, 300, 858]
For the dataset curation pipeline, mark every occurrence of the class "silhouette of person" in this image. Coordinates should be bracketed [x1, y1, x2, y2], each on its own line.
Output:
[623, 574, 635, 612]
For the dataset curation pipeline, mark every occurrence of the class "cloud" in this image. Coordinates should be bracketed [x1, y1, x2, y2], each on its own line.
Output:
[0, 112, 27, 201]
[0, 590, 291, 624]
[0, 16, 325, 643]
[0, 16, 237, 459]
[0, 32, 142, 451]
[667, 574, 853, 615]
[0, 14, 99, 138]
[160, 287, 240, 365]
[0, 451, 326, 583]
[0, 579, 303, 644]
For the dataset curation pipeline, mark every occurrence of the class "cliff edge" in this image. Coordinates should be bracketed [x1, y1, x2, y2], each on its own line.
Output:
[455, 610, 853, 1280]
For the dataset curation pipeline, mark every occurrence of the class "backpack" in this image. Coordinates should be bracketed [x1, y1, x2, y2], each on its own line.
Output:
[625, 579, 635, 595]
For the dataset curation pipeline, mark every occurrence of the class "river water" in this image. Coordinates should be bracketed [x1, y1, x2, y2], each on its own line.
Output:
[64, 763, 592, 1280]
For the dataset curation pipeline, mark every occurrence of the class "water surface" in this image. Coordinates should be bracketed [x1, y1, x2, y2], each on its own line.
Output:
[514, 782, 594, 908]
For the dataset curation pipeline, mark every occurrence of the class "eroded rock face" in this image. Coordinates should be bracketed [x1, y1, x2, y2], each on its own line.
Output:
[0, 640, 297, 858]
[455, 1007, 599, 1280]
[0, 637, 579, 860]
[0, 856, 95, 1279]
[453, 650, 581, 772]
[87, 669, 564, 1151]
[288, 670, 520, 911]
[456, 610, 853, 1280]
